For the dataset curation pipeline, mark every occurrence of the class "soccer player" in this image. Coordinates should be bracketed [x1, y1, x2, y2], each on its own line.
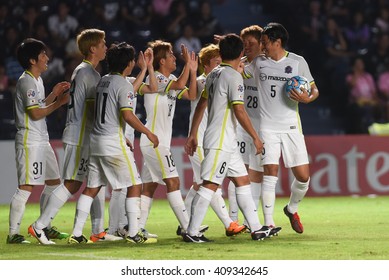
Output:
[184, 43, 246, 236]
[137, 41, 198, 236]
[227, 25, 264, 230]
[107, 48, 158, 238]
[229, 25, 282, 236]
[7, 38, 70, 244]
[243, 23, 320, 234]
[184, 34, 270, 242]
[27, 29, 121, 244]
[69, 42, 159, 244]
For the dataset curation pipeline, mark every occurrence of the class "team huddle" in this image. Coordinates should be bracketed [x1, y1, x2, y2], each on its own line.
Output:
[7, 22, 319, 245]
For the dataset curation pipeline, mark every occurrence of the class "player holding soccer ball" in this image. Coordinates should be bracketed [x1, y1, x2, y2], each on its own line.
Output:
[243, 22, 319, 234]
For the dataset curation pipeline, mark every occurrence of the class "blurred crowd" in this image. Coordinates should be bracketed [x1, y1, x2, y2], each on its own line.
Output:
[1, 0, 389, 139]
[0, 0, 224, 139]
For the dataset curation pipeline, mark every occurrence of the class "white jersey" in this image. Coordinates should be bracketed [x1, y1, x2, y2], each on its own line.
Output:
[140, 71, 187, 147]
[189, 73, 208, 147]
[14, 71, 49, 147]
[90, 74, 135, 156]
[62, 60, 100, 146]
[243, 58, 261, 123]
[243, 51, 314, 133]
[124, 76, 137, 145]
[203, 63, 244, 153]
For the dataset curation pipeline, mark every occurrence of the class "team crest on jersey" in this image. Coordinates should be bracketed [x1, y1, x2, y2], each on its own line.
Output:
[156, 74, 166, 83]
[237, 84, 244, 93]
[128, 91, 134, 100]
[285, 66, 293, 74]
[27, 89, 36, 99]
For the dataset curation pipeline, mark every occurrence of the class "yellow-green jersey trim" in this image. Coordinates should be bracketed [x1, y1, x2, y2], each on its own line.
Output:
[119, 117, 136, 184]
[209, 149, 221, 181]
[177, 87, 188, 99]
[164, 80, 174, 93]
[23, 112, 30, 184]
[155, 148, 167, 178]
[217, 106, 230, 149]
[138, 83, 146, 96]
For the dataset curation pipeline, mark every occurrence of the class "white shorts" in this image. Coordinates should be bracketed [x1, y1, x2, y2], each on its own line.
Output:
[140, 145, 179, 184]
[87, 148, 142, 190]
[15, 143, 60, 185]
[249, 152, 264, 172]
[236, 125, 252, 165]
[260, 131, 309, 168]
[61, 143, 89, 181]
[188, 146, 204, 185]
[248, 127, 264, 172]
[201, 148, 248, 185]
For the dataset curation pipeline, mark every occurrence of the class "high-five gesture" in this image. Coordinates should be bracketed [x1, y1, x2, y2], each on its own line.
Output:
[188, 50, 198, 73]
[144, 47, 154, 68]
[137, 50, 146, 71]
[180, 44, 190, 64]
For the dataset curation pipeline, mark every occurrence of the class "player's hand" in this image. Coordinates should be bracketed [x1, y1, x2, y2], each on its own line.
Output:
[53, 81, 70, 97]
[181, 44, 190, 63]
[144, 47, 154, 68]
[189, 51, 198, 73]
[253, 137, 264, 155]
[137, 51, 146, 71]
[126, 138, 134, 151]
[185, 135, 198, 156]
[288, 87, 310, 104]
[213, 34, 222, 43]
[147, 132, 159, 148]
[53, 81, 70, 105]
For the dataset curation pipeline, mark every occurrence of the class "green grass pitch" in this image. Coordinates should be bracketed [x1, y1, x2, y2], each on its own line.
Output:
[0, 196, 388, 260]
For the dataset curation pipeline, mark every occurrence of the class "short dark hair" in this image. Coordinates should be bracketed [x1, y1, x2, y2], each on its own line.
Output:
[263, 22, 289, 48]
[16, 38, 47, 69]
[148, 40, 172, 70]
[106, 42, 135, 73]
[218, 33, 243, 61]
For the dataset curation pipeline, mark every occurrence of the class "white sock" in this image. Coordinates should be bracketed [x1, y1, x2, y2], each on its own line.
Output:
[184, 186, 197, 217]
[228, 180, 239, 221]
[90, 187, 106, 234]
[236, 185, 261, 232]
[9, 189, 31, 235]
[125, 197, 140, 237]
[261, 176, 278, 226]
[138, 195, 153, 229]
[72, 194, 93, 237]
[167, 190, 189, 230]
[118, 188, 128, 230]
[210, 188, 231, 228]
[251, 182, 261, 210]
[187, 186, 214, 236]
[288, 178, 309, 213]
[40, 184, 58, 228]
[35, 184, 72, 230]
[242, 181, 262, 227]
[40, 184, 57, 212]
[108, 190, 121, 234]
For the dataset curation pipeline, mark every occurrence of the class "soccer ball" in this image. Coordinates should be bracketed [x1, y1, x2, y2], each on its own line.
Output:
[285, 76, 311, 96]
